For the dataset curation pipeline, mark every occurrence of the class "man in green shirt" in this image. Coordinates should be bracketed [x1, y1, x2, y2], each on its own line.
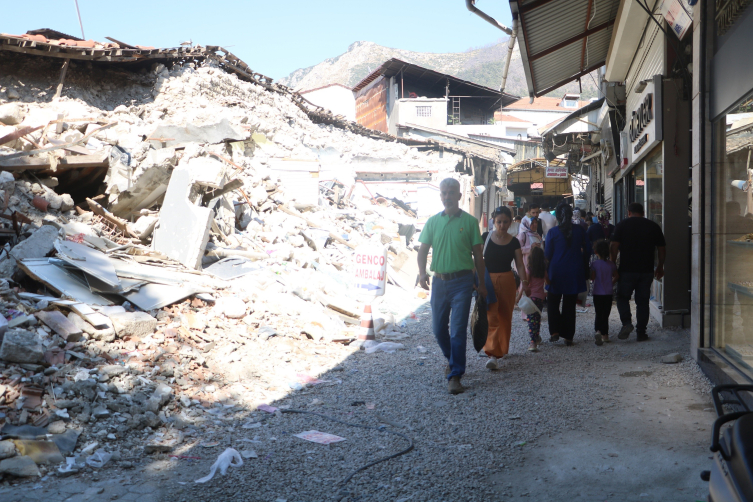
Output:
[418, 178, 487, 395]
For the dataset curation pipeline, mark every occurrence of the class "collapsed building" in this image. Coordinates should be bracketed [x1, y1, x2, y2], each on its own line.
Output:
[0, 30, 512, 479]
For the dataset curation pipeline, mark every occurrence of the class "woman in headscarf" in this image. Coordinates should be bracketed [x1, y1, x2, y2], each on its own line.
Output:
[586, 208, 615, 248]
[517, 215, 543, 270]
[544, 201, 591, 346]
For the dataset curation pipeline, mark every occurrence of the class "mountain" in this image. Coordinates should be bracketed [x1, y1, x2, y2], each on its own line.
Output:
[279, 40, 599, 100]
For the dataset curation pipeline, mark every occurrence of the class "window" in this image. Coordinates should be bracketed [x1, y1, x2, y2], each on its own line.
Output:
[416, 106, 432, 117]
[564, 99, 578, 108]
[711, 93, 753, 364]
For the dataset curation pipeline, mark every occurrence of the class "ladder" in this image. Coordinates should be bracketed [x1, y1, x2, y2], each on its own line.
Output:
[452, 97, 460, 124]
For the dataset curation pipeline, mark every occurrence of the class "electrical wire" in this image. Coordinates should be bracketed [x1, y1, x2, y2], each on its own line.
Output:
[585, 0, 597, 70]
[280, 408, 415, 487]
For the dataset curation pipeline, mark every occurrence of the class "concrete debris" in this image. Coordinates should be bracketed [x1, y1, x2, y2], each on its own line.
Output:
[661, 353, 683, 364]
[0, 39, 477, 484]
[0, 225, 59, 278]
[0, 329, 45, 364]
[0, 455, 40, 477]
[108, 311, 158, 338]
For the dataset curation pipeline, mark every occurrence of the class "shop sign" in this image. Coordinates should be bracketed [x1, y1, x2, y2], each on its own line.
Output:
[354, 246, 387, 297]
[545, 164, 568, 178]
[659, 0, 693, 40]
[621, 75, 663, 170]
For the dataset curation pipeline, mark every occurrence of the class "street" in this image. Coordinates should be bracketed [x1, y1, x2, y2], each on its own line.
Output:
[0, 301, 713, 502]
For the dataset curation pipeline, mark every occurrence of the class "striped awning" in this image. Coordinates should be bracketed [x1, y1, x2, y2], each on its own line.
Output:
[510, 0, 621, 97]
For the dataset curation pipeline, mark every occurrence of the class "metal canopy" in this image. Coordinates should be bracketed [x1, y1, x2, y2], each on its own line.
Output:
[510, 0, 621, 97]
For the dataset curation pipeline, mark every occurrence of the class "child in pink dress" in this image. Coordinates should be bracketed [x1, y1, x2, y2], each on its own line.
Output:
[523, 246, 547, 352]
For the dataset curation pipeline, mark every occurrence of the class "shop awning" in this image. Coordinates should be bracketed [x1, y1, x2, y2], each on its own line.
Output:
[540, 97, 605, 137]
[510, 0, 622, 97]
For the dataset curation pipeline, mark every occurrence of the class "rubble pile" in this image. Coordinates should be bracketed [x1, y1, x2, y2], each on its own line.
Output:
[0, 49, 446, 480]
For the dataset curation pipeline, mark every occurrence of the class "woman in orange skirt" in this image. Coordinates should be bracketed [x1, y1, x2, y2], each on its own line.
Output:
[481, 206, 530, 370]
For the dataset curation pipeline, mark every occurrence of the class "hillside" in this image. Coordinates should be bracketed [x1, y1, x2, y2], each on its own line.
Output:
[279, 40, 599, 100]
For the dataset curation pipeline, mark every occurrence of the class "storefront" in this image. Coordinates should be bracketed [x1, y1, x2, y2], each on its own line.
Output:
[695, 0, 753, 383]
[610, 51, 691, 328]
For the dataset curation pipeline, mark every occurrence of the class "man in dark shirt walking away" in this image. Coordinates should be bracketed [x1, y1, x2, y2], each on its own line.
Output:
[610, 202, 666, 341]
[418, 178, 487, 395]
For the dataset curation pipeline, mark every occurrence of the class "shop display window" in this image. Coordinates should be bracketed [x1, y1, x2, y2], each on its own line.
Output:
[711, 93, 753, 367]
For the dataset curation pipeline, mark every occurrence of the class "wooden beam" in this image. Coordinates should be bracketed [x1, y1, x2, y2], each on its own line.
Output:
[0, 152, 108, 171]
[53, 59, 70, 101]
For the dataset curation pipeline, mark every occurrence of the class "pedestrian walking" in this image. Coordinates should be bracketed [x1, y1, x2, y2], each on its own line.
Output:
[573, 209, 590, 232]
[609, 202, 666, 341]
[481, 206, 530, 370]
[508, 214, 522, 236]
[545, 202, 591, 346]
[522, 203, 544, 239]
[587, 209, 615, 247]
[417, 178, 487, 395]
[517, 216, 542, 270]
[539, 206, 557, 242]
[590, 240, 618, 346]
[523, 246, 547, 352]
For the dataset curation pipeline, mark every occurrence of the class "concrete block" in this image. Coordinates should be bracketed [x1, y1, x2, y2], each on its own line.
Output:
[0, 103, 24, 125]
[0, 225, 59, 277]
[661, 353, 683, 364]
[0, 440, 16, 459]
[152, 168, 212, 269]
[108, 312, 158, 338]
[186, 157, 227, 189]
[0, 455, 39, 477]
[0, 329, 44, 364]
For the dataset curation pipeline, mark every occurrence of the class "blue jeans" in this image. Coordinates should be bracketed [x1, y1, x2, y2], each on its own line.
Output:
[431, 273, 474, 380]
[616, 272, 654, 335]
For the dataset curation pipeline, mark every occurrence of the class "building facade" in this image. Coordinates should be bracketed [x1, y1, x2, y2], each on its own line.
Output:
[298, 83, 356, 122]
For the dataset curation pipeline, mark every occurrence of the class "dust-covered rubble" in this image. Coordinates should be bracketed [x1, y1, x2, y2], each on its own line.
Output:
[0, 42, 454, 482]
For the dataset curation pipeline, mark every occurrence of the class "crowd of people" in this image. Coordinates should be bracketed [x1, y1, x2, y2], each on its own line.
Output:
[417, 178, 667, 395]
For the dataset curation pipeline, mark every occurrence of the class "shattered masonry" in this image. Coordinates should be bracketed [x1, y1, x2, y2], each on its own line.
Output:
[0, 30, 501, 480]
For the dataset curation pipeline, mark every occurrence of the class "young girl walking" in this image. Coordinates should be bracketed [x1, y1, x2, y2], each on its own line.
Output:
[523, 246, 547, 352]
[590, 239, 619, 346]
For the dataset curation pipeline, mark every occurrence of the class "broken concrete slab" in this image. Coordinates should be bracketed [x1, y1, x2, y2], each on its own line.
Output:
[17, 259, 112, 306]
[0, 440, 15, 460]
[54, 240, 121, 289]
[661, 353, 683, 364]
[108, 165, 172, 218]
[108, 311, 157, 338]
[123, 282, 207, 311]
[0, 455, 40, 477]
[0, 329, 45, 364]
[152, 167, 213, 269]
[36, 310, 83, 342]
[0, 226, 59, 278]
[0, 103, 24, 125]
[147, 118, 247, 149]
[186, 156, 227, 189]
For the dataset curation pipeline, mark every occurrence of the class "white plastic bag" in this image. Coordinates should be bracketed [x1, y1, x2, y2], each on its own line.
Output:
[518, 294, 541, 316]
[364, 342, 405, 354]
[195, 448, 244, 483]
[85, 449, 112, 468]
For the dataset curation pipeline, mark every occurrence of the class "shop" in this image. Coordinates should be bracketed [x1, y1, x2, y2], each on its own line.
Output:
[694, 0, 753, 383]
[609, 36, 691, 329]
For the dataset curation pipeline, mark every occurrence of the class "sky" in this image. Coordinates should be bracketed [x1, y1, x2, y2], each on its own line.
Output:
[3, 0, 514, 80]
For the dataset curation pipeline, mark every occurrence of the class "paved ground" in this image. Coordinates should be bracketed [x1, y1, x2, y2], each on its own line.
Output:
[0, 300, 714, 502]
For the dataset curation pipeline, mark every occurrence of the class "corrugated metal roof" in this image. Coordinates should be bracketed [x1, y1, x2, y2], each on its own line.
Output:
[351, 58, 519, 107]
[511, 0, 621, 97]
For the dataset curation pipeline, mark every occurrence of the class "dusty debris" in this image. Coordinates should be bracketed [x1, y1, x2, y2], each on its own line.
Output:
[0, 29, 484, 487]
